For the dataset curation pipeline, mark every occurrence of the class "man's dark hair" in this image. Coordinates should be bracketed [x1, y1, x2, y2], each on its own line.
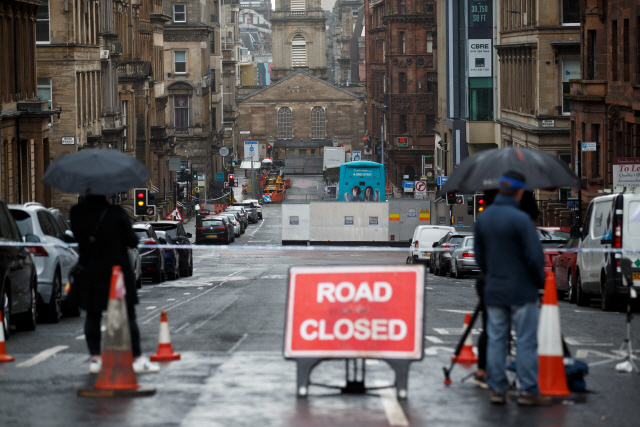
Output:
[352, 186, 361, 196]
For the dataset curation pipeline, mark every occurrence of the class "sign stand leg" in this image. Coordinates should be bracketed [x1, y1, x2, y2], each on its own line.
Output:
[341, 358, 366, 394]
[295, 358, 322, 399]
[385, 359, 411, 400]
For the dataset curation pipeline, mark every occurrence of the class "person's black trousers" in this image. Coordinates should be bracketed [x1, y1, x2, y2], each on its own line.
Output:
[85, 305, 141, 358]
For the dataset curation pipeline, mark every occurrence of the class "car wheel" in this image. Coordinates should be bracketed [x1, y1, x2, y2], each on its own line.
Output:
[15, 278, 37, 331]
[449, 263, 456, 278]
[42, 273, 62, 323]
[188, 256, 194, 276]
[456, 263, 464, 279]
[406, 256, 413, 265]
[2, 284, 10, 340]
[576, 271, 589, 307]
[600, 274, 616, 312]
[567, 270, 576, 304]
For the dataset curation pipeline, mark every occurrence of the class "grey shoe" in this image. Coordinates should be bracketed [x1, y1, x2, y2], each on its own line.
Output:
[490, 390, 506, 404]
[517, 393, 553, 406]
[472, 373, 489, 389]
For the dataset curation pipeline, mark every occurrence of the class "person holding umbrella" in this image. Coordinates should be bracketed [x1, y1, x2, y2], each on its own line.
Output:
[42, 149, 160, 374]
[473, 171, 550, 406]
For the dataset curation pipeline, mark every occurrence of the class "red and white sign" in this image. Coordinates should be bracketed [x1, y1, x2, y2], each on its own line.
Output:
[285, 266, 424, 359]
[166, 208, 183, 221]
[415, 181, 426, 192]
[613, 158, 640, 188]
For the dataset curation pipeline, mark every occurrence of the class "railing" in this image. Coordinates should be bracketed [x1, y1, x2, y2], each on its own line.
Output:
[175, 128, 189, 135]
[291, 11, 307, 16]
[117, 61, 152, 78]
[292, 61, 307, 67]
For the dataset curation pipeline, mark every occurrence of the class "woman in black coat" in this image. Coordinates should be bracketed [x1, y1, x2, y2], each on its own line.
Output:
[70, 195, 156, 373]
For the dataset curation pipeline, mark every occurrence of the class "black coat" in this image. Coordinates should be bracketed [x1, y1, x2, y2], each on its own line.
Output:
[70, 196, 139, 311]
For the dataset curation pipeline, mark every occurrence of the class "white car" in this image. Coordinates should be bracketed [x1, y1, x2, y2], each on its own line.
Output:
[9, 203, 79, 323]
[408, 225, 455, 265]
[243, 199, 263, 219]
[218, 213, 242, 237]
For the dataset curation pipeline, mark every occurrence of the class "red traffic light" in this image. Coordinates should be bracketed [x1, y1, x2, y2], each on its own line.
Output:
[137, 192, 144, 199]
[478, 199, 484, 204]
[228, 174, 234, 180]
[267, 144, 271, 149]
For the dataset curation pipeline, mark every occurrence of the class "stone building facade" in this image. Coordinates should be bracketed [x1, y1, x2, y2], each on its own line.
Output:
[1, 0, 53, 205]
[567, 0, 640, 214]
[271, 0, 327, 82]
[221, 0, 240, 167]
[236, 70, 364, 161]
[365, 0, 437, 187]
[329, 0, 363, 86]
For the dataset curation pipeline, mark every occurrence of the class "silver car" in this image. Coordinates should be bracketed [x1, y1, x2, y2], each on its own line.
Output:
[449, 236, 481, 279]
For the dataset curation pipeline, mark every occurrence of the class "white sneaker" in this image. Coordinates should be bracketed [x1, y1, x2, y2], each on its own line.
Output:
[133, 356, 160, 374]
[89, 359, 102, 374]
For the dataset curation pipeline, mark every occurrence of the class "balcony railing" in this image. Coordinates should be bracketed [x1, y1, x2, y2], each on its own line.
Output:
[174, 127, 189, 135]
[117, 61, 152, 79]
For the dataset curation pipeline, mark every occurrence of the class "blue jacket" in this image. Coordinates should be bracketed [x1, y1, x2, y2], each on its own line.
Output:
[474, 194, 545, 306]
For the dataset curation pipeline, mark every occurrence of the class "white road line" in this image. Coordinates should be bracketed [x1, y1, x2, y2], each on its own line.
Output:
[146, 306, 156, 310]
[425, 335, 443, 344]
[76, 335, 85, 340]
[375, 382, 409, 427]
[248, 218, 266, 237]
[17, 345, 69, 368]
[173, 322, 190, 334]
[227, 333, 248, 353]
[167, 298, 176, 301]
[438, 309, 474, 314]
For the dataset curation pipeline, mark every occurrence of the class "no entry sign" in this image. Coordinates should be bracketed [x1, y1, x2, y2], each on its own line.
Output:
[285, 266, 424, 359]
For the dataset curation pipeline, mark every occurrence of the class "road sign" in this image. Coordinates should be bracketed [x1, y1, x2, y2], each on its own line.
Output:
[333, 136, 338, 147]
[216, 172, 223, 181]
[364, 148, 372, 155]
[197, 174, 205, 180]
[219, 146, 230, 157]
[168, 155, 181, 171]
[166, 208, 183, 221]
[244, 141, 259, 161]
[146, 207, 155, 216]
[263, 194, 271, 202]
[284, 265, 424, 359]
[402, 181, 415, 189]
[224, 182, 229, 188]
[269, 136, 274, 144]
[437, 176, 449, 186]
[362, 135, 368, 141]
[233, 178, 238, 187]
[352, 151, 361, 161]
[414, 181, 427, 199]
[582, 142, 597, 151]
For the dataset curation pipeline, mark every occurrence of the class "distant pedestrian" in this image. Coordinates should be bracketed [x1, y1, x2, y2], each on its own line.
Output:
[70, 195, 159, 375]
[474, 171, 550, 406]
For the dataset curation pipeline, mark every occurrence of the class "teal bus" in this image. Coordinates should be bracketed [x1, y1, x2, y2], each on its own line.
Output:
[338, 161, 386, 202]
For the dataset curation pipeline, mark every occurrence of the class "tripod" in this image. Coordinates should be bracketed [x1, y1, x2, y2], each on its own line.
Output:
[616, 288, 640, 373]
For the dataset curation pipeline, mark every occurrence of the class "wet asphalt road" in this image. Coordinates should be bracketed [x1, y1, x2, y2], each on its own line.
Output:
[1, 177, 640, 426]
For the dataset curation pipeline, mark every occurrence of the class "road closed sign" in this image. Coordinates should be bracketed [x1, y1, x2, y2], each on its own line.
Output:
[284, 266, 424, 359]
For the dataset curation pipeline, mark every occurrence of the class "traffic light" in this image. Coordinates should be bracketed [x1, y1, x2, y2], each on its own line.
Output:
[192, 170, 198, 180]
[267, 144, 272, 156]
[228, 173, 234, 183]
[134, 188, 148, 216]
[474, 193, 485, 220]
[467, 196, 474, 215]
[446, 191, 462, 205]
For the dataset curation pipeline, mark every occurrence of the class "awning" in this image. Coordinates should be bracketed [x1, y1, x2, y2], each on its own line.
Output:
[239, 161, 262, 169]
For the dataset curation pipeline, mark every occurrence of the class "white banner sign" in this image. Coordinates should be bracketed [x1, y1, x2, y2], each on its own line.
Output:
[468, 39, 492, 77]
[244, 141, 259, 162]
[613, 158, 640, 188]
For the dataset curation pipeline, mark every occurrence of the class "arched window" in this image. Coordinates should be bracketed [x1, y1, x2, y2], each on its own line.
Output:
[278, 107, 292, 139]
[311, 107, 325, 139]
[292, 35, 307, 67]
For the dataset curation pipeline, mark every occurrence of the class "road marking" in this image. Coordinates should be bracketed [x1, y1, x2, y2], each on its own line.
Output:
[261, 275, 287, 279]
[426, 336, 443, 344]
[424, 346, 454, 356]
[173, 322, 190, 333]
[76, 335, 85, 340]
[17, 345, 69, 368]
[146, 306, 156, 310]
[167, 298, 176, 301]
[248, 218, 266, 237]
[227, 333, 248, 353]
[433, 327, 480, 335]
[184, 293, 191, 295]
[375, 381, 409, 427]
[438, 309, 474, 314]
[565, 337, 613, 346]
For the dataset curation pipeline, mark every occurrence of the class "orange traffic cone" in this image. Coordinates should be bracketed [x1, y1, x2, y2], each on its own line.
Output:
[0, 312, 15, 363]
[452, 313, 478, 364]
[78, 266, 155, 397]
[538, 271, 570, 396]
[150, 311, 181, 361]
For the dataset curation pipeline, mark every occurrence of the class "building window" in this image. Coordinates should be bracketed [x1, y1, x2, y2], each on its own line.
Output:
[37, 78, 52, 108]
[311, 107, 325, 139]
[174, 96, 189, 129]
[592, 124, 601, 178]
[400, 32, 405, 54]
[291, 0, 305, 12]
[399, 115, 408, 133]
[426, 32, 433, 53]
[352, 7, 359, 17]
[562, 0, 580, 25]
[298, 149, 307, 158]
[291, 35, 307, 67]
[425, 115, 435, 134]
[122, 101, 128, 146]
[587, 30, 596, 80]
[399, 72, 407, 93]
[469, 77, 493, 121]
[399, 0, 405, 14]
[427, 72, 437, 92]
[278, 107, 292, 139]
[623, 19, 630, 81]
[425, 2, 434, 14]
[612, 20, 618, 80]
[36, 0, 50, 43]
[173, 4, 186, 23]
[562, 58, 580, 114]
[174, 51, 187, 73]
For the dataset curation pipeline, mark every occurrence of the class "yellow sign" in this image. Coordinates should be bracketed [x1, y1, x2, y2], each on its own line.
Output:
[419, 210, 430, 213]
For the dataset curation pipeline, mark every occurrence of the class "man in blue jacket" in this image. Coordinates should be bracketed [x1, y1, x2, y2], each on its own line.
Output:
[474, 170, 550, 406]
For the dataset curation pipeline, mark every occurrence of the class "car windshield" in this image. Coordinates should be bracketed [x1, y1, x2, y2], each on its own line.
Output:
[202, 220, 224, 227]
[449, 236, 465, 245]
[150, 224, 177, 237]
[10, 210, 33, 236]
[465, 237, 474, 247]
[538, 229, 570, 241]
[133, 229, 148, 239]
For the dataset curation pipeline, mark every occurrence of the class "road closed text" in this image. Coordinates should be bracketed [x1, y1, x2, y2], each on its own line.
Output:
[285, 267, 424, 359]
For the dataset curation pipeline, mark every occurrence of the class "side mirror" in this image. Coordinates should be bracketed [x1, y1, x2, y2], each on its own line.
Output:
[24, 234, 40, 243]
[63, 230, 76, 244]
[432, 242, 438, 248]
[158, 238, 167, 244]
[186, 232, 192, 238]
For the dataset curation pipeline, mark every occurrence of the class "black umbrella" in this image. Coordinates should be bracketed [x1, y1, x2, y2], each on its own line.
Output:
[441, 146, 581, 193]
[42, 148, 149, 195]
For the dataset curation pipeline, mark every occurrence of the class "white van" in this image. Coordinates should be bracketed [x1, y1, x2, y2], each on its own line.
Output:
[576, 193, 640, 311]
[408, 226, 455, 264]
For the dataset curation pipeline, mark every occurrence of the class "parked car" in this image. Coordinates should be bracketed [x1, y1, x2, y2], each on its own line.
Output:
[231, 202, 258, 223]
[408, 226, 455, 264]
[128, 245, 142, 289]
[9, 202, 79, 323]
[430, 232, 472, 276]
[144, 220, 193, 277]
[226, 206, 249, 228]
[156, 231, 179, 280]
[218, 213, 241, 237]
[449, 236, 481, 279]
[132, 223, 165, 283]
[0, 199, 38, 337]
[243, 199, 263, 219]
[554, 237, 580, 303]
[537, 227, 571, 274]
[225, 210, 245, 234]
[196, 217, 232, 245]
[207, 215, 235, 243]
[575, 193, 640, 311]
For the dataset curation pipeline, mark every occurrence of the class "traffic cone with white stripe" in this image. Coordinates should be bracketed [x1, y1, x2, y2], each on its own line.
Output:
[452, 313, 478, 364]
[538, 271, 570, 396]
[0, 312, 14, 362]
[150, 311, 181, 361]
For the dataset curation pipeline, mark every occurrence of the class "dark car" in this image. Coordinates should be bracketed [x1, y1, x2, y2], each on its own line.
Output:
[132, 223, 165, 283]
[0, 199, 38, 338]
[208, 215, 235, 243]
[196, 217, 232, 245]
[430, 232, 472, 276]
[537, 227, 570, 274]
[156, 231, 179, 280]
[554, 237, 579, 303]
[144, 220, 193, 277]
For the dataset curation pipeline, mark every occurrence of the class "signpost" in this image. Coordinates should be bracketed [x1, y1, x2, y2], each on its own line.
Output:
[437, 176, 449, 186]
[582, 142, 597, 151]
[168, 155, 181, 171]
[244, 141, 259, 161]
[284, 265, 424, 399]
[613, 158, 640, 188]
[62, 137, 75, 145]
[402, 181, 415, 192]
[352, 151, 361, 161]
[333, 136, 338, 147]
[414, 181, 427, 199]
[219, 146, 230, 157]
